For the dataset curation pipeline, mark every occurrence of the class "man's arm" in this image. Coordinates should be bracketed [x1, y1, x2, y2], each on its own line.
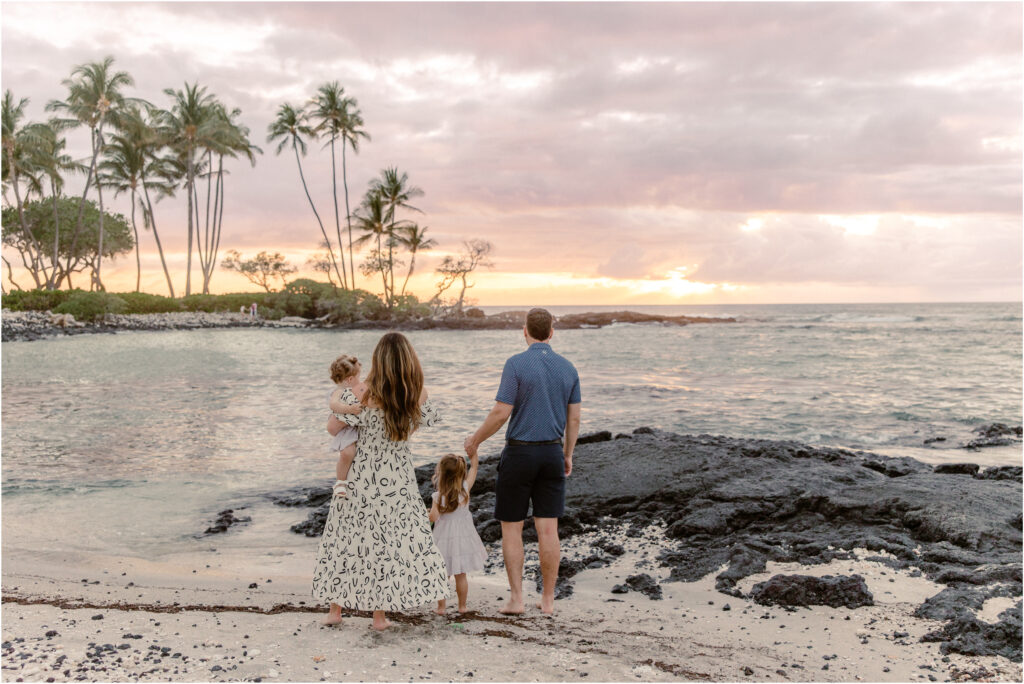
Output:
[464, 402, 513, 458]
[563, 402, 581, 476]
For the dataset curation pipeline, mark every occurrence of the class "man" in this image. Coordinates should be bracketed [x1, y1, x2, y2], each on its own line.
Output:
[464, 308, 581, 615]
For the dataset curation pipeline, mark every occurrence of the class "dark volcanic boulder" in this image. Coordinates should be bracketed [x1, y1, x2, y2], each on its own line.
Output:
[934, 463, 981, 476]
[966, 423, 1023, 450]
[921, 602, 1022, 662]
[976, 466, 1024, 482]
[748, 574, 874, 609]
[612, 573, 662, 600]
[577, 431, 613, 445]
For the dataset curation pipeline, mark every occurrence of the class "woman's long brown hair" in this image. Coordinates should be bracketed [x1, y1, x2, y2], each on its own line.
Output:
[433, 454, 468, 514]
[365, 332, 424, 441]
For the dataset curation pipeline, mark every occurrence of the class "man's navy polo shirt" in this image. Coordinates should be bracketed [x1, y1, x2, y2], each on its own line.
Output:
[495, 342, 581, 442]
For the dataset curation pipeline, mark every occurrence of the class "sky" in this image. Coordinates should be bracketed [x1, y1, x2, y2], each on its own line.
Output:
[2, 1, 1021, 305]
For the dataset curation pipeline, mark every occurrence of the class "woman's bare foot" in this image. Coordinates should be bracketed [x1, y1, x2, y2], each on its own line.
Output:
[370, 619, 393, 631]
[321, 606, 343, 626]
[536, 600, 554, 615]
[499, 600, 525, 615]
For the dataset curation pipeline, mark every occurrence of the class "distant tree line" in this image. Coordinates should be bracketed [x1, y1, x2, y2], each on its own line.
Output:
[2, 57, 258, 295]
[3, 57, 494, 316]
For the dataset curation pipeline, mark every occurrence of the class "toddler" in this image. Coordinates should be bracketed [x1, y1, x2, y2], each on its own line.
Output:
[429, 452, 488, 614]
[327, 355, 364, 497]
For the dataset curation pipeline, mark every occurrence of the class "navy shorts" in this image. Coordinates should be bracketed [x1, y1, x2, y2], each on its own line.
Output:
[494, 443, 566, 522]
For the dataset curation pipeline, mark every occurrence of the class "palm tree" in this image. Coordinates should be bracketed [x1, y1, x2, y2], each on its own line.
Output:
[338, 97, 369, 291]
[351, 187, 393, 299]
[3, 91, 53, 289]
[28, 122, 83, 289]
[396, 223, 436, 297]
[46, 56, 134, 291]
[310, 82, 352, 289]
[160, 82, 217, 296]
[196, 104, 261, 294]
[267, 102, 343, 285]
[370, 167, 423, 306]
[97, 120, 148, 291]
[112, 104, 179, 297]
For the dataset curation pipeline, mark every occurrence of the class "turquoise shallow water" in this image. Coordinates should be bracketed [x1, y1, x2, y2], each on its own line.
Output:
[2, 301, 1021, 560]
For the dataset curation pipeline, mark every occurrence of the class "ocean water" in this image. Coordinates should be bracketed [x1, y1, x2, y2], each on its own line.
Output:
[2, 302, 1021, 564]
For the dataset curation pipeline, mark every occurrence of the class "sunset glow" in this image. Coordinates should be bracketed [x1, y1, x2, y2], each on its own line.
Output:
[2, 2, 1020, 304]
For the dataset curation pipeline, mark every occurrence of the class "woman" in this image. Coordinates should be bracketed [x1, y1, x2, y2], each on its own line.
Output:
[312, 332, 450, 630]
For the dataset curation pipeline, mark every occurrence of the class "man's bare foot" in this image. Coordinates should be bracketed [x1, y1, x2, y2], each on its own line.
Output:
[457, 605, 470, 614]
[536, 600, 554, 615]
[499, 600, 525, 615]
[370, 619, 393, 631]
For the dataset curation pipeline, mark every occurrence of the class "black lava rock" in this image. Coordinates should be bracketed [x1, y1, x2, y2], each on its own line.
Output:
[748, 574, 874, 609]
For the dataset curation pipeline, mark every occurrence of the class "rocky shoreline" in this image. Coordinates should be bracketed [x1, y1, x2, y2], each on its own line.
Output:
[0, 308, 736, 342]
[265, 428, 1022, 662]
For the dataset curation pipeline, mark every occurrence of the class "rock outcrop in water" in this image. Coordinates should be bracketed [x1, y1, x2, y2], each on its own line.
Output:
[273, 428, 1022, 661]
[2, 308, 735, 342]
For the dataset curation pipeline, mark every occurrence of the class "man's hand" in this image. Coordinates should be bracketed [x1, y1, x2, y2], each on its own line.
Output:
[464, 436, 479, 459]
[564, 454, 573, 477]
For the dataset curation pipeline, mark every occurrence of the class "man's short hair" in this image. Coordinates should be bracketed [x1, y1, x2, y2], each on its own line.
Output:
[526, 308, 553, 340]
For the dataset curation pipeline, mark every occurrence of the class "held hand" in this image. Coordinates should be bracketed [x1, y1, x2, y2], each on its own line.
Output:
[464, 435, 478, 459]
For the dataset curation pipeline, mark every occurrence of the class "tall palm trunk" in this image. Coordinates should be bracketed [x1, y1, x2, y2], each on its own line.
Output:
[49, 180, 60, 290]
[401, 249, 417, 298]
[9, 169, 43, 289]
[342, 141, 355, 290]
[207, 155, 226, 294]
[185, 146, 194, 296]
[130, 187, 140, 291]
[386, 220, 396, 308]
[292, 140, 343, 285]
[204, 149, 213, 290]
[63, 125, 101, 286]
[94, 177, 106, 291]
[329, 134, 349, 289]
[142, 180, 174, 297]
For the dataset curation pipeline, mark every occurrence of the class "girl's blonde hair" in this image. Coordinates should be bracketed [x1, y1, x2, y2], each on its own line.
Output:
[365, 332, 423, 442]
[432, 453, 468, 514]
[329, 355, 359, 384]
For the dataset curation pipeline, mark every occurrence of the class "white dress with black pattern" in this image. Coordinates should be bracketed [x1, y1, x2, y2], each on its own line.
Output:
[312, 394, 451, 611]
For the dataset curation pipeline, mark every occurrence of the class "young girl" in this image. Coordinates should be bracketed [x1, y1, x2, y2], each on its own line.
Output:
[429, 452, 488, 614]
[327, 355, 364, 497]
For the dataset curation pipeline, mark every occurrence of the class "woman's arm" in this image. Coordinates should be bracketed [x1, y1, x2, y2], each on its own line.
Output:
[329, 387, 362, 414]
[327, 414, 344, 436]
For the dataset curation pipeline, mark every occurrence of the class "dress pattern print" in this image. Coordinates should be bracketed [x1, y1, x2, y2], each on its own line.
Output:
[312, 393, 451, 611]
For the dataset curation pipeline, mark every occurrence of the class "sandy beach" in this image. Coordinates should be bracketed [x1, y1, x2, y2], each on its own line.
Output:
[3, 515, 1022, 683]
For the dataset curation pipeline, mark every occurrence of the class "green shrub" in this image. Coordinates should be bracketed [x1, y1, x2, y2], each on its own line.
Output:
[284, 278, 336, 302]
[54, 291, 127, 322]
[390, 294, 431, 322]
[1, 289, 74, 312]
[316, 289, 386, 324]
[117, 292, 182, 314]
[265, 292, 314, 318]
[181, 293, 270, 313]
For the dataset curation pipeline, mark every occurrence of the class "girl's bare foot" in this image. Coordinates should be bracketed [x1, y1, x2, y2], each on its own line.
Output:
[370, 619, 393, 631]
[499, 600, 525, 615]
[434, 601, 447, 616]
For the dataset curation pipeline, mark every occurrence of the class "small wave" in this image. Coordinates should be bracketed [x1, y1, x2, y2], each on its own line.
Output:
[813, 314, 924, 324]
